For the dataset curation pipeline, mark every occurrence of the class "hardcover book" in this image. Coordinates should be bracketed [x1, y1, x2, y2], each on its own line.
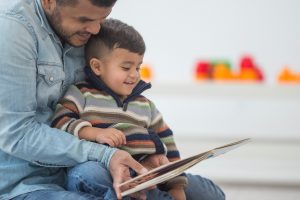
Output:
[120, 138, 251, 197]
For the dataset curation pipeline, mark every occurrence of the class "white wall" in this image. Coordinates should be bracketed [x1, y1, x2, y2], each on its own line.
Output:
[110, 0, 300, 84]
[111, 1, 300, 140]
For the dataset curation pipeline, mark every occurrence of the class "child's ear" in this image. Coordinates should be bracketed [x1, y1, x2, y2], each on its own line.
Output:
[89, 58, 102, 76]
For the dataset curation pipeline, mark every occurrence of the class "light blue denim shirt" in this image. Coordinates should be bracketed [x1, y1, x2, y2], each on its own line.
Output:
[0, 0, 116, 199]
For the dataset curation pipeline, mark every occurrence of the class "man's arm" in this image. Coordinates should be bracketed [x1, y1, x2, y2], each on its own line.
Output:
[0, 17, 114, 168]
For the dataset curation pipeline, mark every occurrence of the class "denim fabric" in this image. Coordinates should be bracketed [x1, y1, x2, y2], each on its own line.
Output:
[0, 1, 116, 199]
[67, 162, 118, 200]
[67, 161, 226, 200]
[12, 190, 103, 200]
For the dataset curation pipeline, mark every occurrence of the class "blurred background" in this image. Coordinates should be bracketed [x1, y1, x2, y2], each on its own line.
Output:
[111, 1, 300, 199]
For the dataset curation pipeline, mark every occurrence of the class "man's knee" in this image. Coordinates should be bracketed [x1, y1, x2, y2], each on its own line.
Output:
[66, 161, 116, 199]
[185, 173, 225, 200]
[67, 161, 113, 190]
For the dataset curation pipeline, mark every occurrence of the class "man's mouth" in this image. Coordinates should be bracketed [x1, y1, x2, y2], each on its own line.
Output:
[77, 33, 91, 41]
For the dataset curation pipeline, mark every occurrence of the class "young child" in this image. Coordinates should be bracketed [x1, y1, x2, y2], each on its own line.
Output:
[51, 18, 187, 200]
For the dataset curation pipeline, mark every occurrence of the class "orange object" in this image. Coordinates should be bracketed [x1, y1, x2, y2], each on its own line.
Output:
[140, 64, 153, 82]
[212, 64, 232, 80]
[278, 67, 292, 82]
[238, 55, 264, 82]
[240, 68, 258, 81]
[278, 67, 300, 83]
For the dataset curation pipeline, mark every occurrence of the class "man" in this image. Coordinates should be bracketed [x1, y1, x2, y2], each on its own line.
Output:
[0, 0, 225, 200]
[0, 0, 147, 199]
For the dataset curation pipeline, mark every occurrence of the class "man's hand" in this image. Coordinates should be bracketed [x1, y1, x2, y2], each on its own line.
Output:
[140, 154, 170, 170]
[109, 150, 148, 200]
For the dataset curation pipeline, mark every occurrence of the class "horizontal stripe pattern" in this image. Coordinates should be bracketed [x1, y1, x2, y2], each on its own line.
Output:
[51, 81, 181, 161]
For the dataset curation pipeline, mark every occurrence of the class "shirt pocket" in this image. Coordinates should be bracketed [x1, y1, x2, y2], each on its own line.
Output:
[36, 64, 65, 111]
[37, 64, 65, 86]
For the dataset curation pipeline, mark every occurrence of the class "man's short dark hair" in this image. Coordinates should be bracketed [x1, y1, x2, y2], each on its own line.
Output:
[56, 0, 117, 7]
[85, 18, 146, 65]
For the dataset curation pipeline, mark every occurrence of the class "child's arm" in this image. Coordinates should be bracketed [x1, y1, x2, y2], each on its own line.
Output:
[51, 85, 125, 147]
[148, 100, 181, 161]
[51, 85, 89, 137]
[78, 126, 126, 147]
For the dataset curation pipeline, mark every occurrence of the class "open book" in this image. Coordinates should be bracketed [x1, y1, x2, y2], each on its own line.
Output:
[120, 138, 251, 197]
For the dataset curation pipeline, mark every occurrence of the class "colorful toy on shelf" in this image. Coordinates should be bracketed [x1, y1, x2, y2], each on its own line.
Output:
[211, 59, 231, 70]
[239, 56, 264, 82]
[194, 61, 212, 80]
[194, 55, 264, 83]
[140, 64, 153, 82]
[212, 63, 232, 80]
[277, 67, 300, 83]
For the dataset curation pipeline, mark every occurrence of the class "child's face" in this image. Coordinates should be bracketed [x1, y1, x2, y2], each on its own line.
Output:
[92, 48, 143, 98]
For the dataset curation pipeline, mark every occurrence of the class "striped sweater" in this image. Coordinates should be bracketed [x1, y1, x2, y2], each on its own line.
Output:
[51, 67, 187, 189]
[51, 67, 181, 162]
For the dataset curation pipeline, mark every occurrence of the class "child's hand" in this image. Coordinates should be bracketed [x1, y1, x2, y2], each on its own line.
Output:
[168, 186, 186, 200]
[140, 154, 169, 170]
[95, 127, 126, 147]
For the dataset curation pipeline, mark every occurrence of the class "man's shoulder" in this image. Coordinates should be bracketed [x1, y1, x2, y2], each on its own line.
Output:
[0, 0, 40, 35]
[0, 0, 36, 21]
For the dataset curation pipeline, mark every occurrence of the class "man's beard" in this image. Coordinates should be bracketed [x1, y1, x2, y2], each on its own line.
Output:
[47, 8, 82, 47]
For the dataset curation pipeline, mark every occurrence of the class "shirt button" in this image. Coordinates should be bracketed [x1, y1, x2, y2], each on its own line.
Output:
[49, 76, 54, 82]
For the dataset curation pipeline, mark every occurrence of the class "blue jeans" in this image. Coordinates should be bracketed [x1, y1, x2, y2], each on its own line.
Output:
[12, 190, 103, 200]
[12, 161, 225, 200]
[67, 161, 225, 200]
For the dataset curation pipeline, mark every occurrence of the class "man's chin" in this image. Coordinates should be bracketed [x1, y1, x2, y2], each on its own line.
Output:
[66, 38, 88, 47]
[67, 42, 86, 48]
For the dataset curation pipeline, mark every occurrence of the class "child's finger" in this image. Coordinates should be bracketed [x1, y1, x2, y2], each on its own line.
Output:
[113, 131, 126, 146]
[106, 138, 117, 147]
[120, 131, 126, 144]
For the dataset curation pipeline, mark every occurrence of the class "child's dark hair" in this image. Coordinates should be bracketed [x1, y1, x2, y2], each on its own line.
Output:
[85, 18, 146, 65]
[56, 0, 117, 7]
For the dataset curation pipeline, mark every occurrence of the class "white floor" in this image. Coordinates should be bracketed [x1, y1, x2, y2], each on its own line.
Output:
[220, 183, 300, 200]
[175, 137, 300, 200]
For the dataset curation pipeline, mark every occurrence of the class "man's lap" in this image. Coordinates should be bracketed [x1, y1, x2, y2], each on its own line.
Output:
[67, 161, 225, 200]
[12, 161, 225, 200]
[11, 190, 103, 200]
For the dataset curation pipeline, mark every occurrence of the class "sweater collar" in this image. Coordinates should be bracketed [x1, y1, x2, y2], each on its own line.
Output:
[84, 67, 151, 111]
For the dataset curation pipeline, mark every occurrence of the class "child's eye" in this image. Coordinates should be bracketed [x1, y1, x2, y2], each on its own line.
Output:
[122, 67, 130, 71]
[136, 67, 140, 72]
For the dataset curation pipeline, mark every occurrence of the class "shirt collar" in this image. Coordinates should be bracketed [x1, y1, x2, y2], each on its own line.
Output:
[35, 0, 61, 43]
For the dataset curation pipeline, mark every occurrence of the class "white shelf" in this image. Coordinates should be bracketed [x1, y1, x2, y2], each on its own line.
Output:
[147, 82, 300, 98]
[144, 83, 300, 140]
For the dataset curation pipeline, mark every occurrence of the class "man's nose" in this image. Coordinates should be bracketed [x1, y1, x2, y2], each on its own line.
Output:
[86, 22, 101, 35]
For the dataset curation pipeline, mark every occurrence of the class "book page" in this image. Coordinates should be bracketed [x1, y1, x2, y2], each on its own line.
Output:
[120, 138, 251, 197]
